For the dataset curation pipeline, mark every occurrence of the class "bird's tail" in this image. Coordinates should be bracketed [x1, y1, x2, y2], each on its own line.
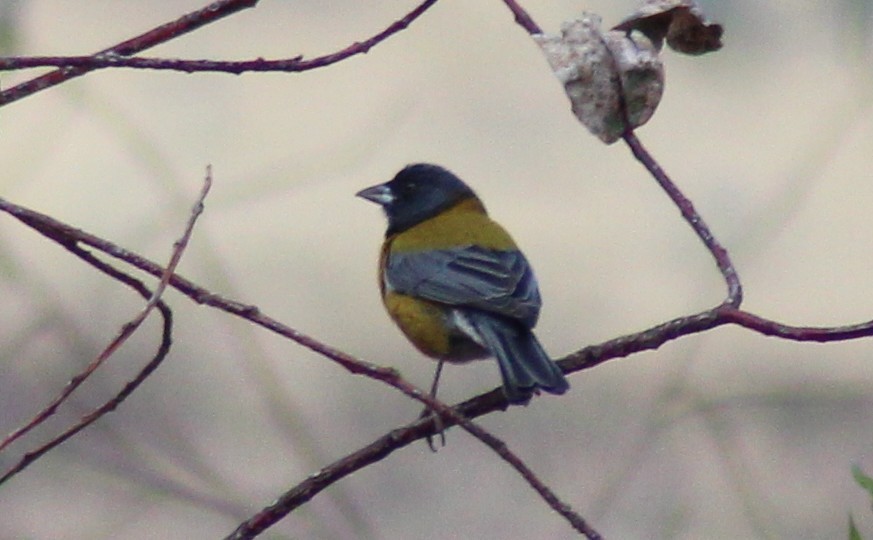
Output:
[464, 312, 569, 404]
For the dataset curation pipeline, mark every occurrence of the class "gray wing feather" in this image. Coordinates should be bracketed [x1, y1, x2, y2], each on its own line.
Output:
[386, 246, 541, 327]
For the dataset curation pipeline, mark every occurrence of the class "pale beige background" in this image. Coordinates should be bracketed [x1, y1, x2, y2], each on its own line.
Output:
[0, 1, 872, 539]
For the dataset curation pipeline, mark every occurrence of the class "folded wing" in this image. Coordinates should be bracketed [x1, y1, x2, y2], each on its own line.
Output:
[385, 246, 541, 328]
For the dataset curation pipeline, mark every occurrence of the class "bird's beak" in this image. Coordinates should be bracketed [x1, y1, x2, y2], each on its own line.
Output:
[355, 183, 394, 206]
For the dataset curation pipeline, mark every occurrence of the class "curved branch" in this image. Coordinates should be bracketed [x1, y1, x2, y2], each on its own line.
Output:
[622, 132, 743, 306]
[221, 298, 873, 537]
[225, 404, 601, 540]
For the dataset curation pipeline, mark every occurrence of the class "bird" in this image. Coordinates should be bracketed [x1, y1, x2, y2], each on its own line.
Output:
[356, 163, 569, 405]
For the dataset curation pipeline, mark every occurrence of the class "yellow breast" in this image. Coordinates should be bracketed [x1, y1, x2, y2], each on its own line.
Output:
[388, 197, 518, 253]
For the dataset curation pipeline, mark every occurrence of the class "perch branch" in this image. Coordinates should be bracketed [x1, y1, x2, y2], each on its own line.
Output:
[0, 187, 593, 537]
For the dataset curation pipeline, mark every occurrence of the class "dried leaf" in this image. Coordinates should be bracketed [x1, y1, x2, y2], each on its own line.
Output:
[613, 0, 723, 55]
[603, 29, 664, 137]
[535, 14, 664, 143]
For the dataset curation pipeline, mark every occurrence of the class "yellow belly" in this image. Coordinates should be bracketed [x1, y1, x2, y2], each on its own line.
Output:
[383, 291, 487, 362]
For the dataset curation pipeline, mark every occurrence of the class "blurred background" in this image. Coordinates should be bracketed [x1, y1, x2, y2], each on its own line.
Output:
[0, 1, 871, 538]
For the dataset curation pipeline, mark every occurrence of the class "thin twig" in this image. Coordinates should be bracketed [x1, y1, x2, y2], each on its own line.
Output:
[0, 0, 259, 106]
[0, 169, 210, 485]
[0, 0, 438, 82]
[0, 199, 426, 392]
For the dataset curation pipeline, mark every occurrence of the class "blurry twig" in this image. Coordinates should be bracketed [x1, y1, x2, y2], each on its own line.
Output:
[0, 168, 211, 486]
[493, 0, 873, 368]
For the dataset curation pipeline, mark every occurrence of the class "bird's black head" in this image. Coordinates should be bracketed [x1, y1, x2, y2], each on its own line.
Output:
[356, 163, 478, 234]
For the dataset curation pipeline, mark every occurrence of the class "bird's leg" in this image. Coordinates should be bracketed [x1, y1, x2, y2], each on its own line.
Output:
[421, 360, 446, 451]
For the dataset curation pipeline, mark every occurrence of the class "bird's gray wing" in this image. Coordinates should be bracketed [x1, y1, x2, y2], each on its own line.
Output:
[385, 245, 541, 328]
